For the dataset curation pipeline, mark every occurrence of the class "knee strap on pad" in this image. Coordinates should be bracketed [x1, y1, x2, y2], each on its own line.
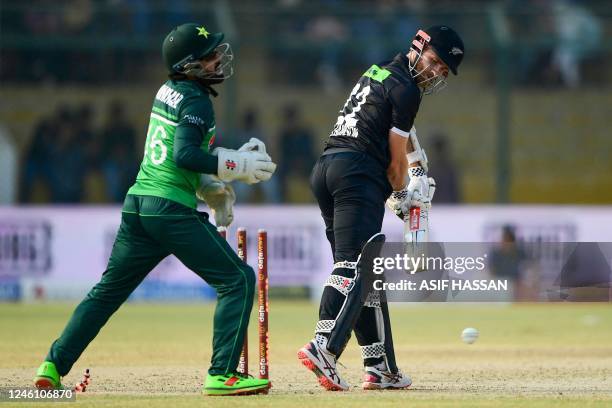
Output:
[325, 274, 356, 296]
[315, 261, 358, 334]
[324, 233, 386, 356]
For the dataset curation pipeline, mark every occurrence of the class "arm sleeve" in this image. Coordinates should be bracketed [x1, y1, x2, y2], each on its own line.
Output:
[174, 125, 218, 174]
[173, 96, 218, 174]
[389, 84, 420, 138]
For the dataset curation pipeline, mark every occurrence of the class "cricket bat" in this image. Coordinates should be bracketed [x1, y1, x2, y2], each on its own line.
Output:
[403, 180, 435, 271]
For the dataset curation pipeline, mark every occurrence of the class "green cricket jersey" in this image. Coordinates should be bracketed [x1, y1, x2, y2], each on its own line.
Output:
[127, 80, 217, 208]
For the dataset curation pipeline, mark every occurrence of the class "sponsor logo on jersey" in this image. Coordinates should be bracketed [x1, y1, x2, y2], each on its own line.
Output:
[155, 85, 184, 109]
[184, 114, 205, 126]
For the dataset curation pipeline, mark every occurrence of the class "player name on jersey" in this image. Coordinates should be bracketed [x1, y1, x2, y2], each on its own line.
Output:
[155, 84, 184, 109]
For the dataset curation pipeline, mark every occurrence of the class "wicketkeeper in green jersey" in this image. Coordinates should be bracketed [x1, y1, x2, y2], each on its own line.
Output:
[34, 23, 276, 396]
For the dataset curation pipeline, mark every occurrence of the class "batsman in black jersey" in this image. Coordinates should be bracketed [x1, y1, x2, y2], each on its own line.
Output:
[298, 26, 464, 391]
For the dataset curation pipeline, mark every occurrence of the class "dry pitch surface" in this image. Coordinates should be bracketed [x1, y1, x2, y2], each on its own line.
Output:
[1, 301, 611, 407]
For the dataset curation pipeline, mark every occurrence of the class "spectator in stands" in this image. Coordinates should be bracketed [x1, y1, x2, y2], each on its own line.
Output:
[46, 108, 87, 203]
[351, 0, 423, 75]
[305, 6, 348, 92]
[71, 104, 109, 202]
[22, 102, 140, 203]
[277, 104, 316, 202]
[76, 104, 96, 156]
[427, 133, 461, 203]
[20, 106, 69, 202]
[507, 0, 557, 86]
[550, 0, 601, 87]
[233, 108, 282, 203]
[509, 0, 600, 88]
[100, 101, 139, 202]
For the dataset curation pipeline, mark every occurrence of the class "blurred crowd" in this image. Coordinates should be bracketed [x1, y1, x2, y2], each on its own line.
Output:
[14, 101, 324, 205]
[270, 0, 604, 90]
[13, 100, 461, 205]
[507, 0, 603, 88]
[267, 0, 425, 92]
[228, 104, 319, 204]
[2, 0, 607, 205]
[1, 0, 606, 88]
[19, 102, 140, 203]
[1, 0, 202, 83]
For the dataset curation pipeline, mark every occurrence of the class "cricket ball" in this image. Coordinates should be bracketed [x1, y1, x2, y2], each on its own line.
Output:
[461, 327, 479, 344]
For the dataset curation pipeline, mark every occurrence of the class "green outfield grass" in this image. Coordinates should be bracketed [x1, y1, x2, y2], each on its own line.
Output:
[1, 301, 611, 407]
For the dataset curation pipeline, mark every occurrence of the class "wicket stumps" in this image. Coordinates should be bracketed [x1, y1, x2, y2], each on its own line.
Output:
[217, 227, 269, 381]
[257, 229, 269, 380]
[236, 228, 249, 376]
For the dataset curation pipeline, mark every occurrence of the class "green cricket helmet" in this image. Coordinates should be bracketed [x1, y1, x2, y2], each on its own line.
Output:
[162, 23, 234, 80]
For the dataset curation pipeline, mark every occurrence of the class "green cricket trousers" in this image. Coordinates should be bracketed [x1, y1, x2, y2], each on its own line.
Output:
[46, 194, 255, 376]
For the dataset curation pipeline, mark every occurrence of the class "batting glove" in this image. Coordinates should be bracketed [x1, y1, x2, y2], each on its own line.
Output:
[386, 167, 436, 221]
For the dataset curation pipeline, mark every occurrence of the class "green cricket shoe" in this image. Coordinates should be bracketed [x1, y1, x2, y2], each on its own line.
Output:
[203, 373, 271, 396]
[34, 361, 62, 389]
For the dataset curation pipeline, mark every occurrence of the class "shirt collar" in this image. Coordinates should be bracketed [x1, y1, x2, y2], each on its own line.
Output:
[393, 53, 413, 76]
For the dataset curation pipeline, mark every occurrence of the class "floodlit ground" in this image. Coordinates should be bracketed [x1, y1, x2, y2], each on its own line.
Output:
[1, 301, 611, 407]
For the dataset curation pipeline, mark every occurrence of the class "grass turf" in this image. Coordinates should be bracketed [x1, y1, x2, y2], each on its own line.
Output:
[0, 301, 611, 407]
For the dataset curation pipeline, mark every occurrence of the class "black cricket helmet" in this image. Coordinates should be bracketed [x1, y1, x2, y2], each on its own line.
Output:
[422, 25, 464, 75]
[409, 25, 464, 94]
[162, 23, 234, 80]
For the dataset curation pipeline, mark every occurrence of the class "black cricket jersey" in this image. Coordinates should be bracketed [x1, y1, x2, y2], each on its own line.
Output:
[324, 53, 422, 170]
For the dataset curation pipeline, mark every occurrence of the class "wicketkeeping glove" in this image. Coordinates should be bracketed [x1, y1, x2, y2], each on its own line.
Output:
[196, 174, 236, 227]
[238, 137, 267, 153]
[213, 147, 277, 184]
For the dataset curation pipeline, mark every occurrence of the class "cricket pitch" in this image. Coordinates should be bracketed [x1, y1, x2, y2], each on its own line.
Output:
[1, 301, 611, 407]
